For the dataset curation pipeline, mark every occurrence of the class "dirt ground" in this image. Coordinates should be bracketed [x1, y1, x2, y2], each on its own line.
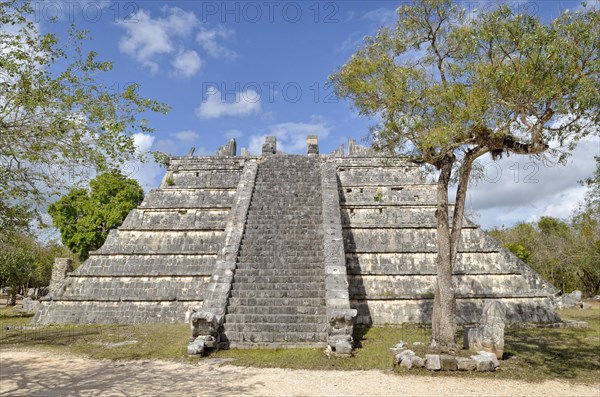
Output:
[1, 350, 598, 397]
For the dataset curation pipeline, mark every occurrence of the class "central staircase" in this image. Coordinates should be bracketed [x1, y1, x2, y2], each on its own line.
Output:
[223, 156, 328, 347]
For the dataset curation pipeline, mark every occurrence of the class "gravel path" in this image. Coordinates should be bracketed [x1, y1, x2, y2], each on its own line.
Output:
[1, 350, 598, 397]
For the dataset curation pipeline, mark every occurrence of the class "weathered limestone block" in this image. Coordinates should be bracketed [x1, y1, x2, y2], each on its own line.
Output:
[94, 230, 223, 255]
[471, 354, 496, 371]
[190, 310, 221, 339]
[340, 206, 475, 228]
[335, 339, 353, 355]
[321, 162, 356, 353]
[140, 189, 235, 209]
[77, 254, 217, 276]
[401, 355, 425, 369]
[327, 310, 356, 347]
[396, 349, 415, 365]
[457, 357, 477, 371]
[440, 354, 458, 371]
[425, 354, 441, 370]
[337, 167, 422, 186]
[343, 228, 498, 253]
[348, 274, 534, 300]
[330, 144, 344, 157]
[348, 138, 373, 156]
[216, 139, 237, 156]
[307, 135, 319, 155]
[558, 290, 584, 309]
[49, 258, 73, 296]
[57, 276, 208, 301]
[339, 185, 437, 205]
[477, 351, 500, 368]
[188, 310, 221, 356]
[33, 300, 201, 325]
[352, 297, 559, 326]
[411, 356, 426, 368]
[167, 173, 241, 189]
[345, 252, 520, 276]
[262, 136, 276, 155]
[466, 300, 506, 360]
[22, 298, 40, 312]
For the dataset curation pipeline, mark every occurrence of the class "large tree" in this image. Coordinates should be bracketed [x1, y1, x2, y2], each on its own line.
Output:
[49, 171, 144, 260]
[0, 0, 168, 226]
[330, 0, 599, 351]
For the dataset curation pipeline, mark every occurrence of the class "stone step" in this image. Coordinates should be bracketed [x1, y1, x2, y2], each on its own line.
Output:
[237, 251, 324, 257]
[228, 297, 326, 307]
[239, 236, 323, 242]
[244, 212, 321, 217]
[223, 330, 328, 344]
[231, 282, 324, 291]
[235, 262, 325, 270]
[223, 322, 329, 334]
[229, 289, 326, 299]
[225, 313, 326, 324]
[238, 243, 324, 249]
[251, 186, 320, 190]
[244, 214, 323, 219]
[241, 223, 322, 228]
[233, 275, 323, 284]
[227, 305, 325, 315]
[227, 341, 328, 349]
[234, 268, 324, 277]
[239, 240, 323, 247]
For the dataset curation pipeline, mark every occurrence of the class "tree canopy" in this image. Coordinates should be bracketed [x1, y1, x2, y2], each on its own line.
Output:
[0, 234, 70, 305]
[330, 0, 599, 351]
[49, 171, 144, 260]
[0, 0, 168, 227]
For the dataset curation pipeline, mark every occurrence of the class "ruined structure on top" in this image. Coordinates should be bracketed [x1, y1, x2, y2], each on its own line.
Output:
[33, 136, 560, 353]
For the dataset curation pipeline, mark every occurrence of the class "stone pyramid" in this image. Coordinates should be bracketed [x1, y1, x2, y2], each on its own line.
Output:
[34, 136, 560, 349]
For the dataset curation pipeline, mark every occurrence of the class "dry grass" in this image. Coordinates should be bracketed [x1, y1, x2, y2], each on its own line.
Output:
[1, 305, 598, 384]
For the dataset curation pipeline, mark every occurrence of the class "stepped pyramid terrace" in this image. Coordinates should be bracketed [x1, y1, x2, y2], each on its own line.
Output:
[33, 136, 560, 354]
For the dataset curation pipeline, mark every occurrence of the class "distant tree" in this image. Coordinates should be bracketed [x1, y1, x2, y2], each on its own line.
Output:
[49, 171, 144, 260]
[572, 156, 600, 295]
[0, 233, 35, 305]
[491, 214, 599, 297]
[0, 0, 168, 227]
[331, 0, 600, 351]
[577, 156, 600, 221]
[0, 234, 74, 304]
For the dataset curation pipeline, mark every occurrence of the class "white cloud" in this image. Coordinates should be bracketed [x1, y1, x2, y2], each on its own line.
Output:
[196, 88, 261, 119]
[171, 49, 202, 78]
[133, 132, 155, 153]
[337, 31, 364, 53]
[127, 133, 163, 190]
[153, 138, 208, 157]
[248, 121, 331, 154]
[362, 7, 397, 25]
[173, 130, 200, 143]
[196, 26, 237, 59]
[116, 7, 198, 73]
[467, 136, 600, 229]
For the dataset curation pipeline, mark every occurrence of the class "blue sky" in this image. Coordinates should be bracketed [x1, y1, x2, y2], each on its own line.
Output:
[25, 0, 600, 229]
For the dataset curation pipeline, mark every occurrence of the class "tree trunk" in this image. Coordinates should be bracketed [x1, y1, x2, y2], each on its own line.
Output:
[450, 151, 482, 267]
[8, 289, 17, 306]
[430, 156, 457, 352]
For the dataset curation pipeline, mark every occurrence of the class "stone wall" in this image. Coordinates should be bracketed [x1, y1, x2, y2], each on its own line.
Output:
[33, 137, 560, 330]
[326, 155, 559, 325]
[49, 258, 73, 296]
[33, 157, 251, 325]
